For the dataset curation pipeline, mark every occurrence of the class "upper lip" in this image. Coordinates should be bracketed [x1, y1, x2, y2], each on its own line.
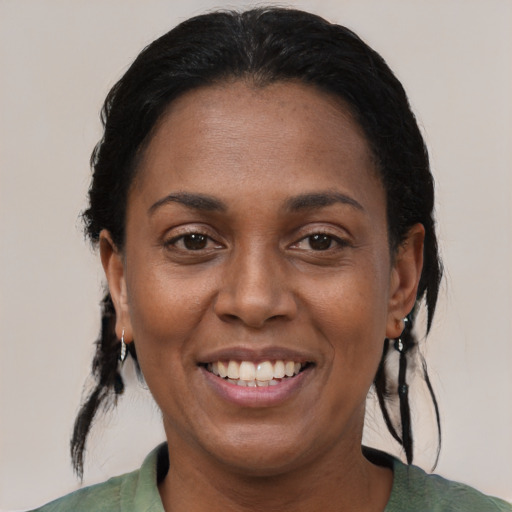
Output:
[197, 345, 316, 365]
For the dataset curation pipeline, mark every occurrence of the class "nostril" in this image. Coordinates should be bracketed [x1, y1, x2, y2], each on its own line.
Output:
[217, 311, 273, 329]
[220, 313, 242, 323]
[213, 274, 298, 327]
[268, 314, 288, 322]
[216, 308, 295, 329]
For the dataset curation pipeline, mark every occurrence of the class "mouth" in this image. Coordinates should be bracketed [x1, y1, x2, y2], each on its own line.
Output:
[202, 359, 312, 387]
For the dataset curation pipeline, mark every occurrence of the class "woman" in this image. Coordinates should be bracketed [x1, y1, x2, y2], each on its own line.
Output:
[31, 7, 511, 511]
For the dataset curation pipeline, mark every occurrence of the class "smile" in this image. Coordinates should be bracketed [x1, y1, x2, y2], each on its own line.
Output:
[206, 360, 307, 387]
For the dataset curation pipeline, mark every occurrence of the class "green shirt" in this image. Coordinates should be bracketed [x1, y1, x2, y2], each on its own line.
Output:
[32, 444, 511, 511]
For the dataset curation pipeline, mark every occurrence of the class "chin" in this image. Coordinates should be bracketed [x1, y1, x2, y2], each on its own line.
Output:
[198, 422, 329, 477]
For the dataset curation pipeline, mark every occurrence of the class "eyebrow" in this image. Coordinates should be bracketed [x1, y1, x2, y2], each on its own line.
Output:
[148, 192, 227, 215]
[284, 192, 364, 212]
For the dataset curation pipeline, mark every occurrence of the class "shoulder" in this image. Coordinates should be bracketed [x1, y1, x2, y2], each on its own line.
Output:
[388, 458, 512, 512]
[29, 444, 167, 512]
[29, 471, 132, 512]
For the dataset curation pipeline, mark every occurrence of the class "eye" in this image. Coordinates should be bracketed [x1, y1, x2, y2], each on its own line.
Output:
[180, 233, 208, 250]
[166, 232, 221, 251]
[307, 234, 335, 251]
[292, 233, 348, 251]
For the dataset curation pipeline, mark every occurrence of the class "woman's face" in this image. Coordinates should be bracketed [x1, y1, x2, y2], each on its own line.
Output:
[102, 81, 422, 476]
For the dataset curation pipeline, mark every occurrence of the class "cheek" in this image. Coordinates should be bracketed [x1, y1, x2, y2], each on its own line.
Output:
[123, 269, 215, 421]
[306, 268, 389, 339]
[125, 263, 216, 366]
[303, 267, 389, 381]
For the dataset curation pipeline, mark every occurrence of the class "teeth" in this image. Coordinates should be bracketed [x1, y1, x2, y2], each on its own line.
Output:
[218, 361, 228, 378]
[256, 361, 273, 381]
[273, 360, 285, 379]
[227, 360, 240, 379]
[207, 359, 306, 386]
[239, 361, 256, 381]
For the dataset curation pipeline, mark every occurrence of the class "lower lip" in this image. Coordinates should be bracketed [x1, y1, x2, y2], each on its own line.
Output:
[200, 366, 311, 408]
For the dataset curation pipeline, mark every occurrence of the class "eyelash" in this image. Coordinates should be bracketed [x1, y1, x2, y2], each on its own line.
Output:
[292, 233, 350, 252]
[164, 230, 349, 254]
[165, 232, 222, 252]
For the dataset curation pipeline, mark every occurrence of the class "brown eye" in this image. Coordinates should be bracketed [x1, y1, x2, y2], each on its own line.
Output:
[308, 234, 333, 250]
[182, 233, 208, 250]
[165, 231, 224, 254]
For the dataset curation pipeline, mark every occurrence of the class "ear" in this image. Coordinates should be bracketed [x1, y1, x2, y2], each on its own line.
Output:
[99, 229, 133, 343]
[386, 223, 425, 339]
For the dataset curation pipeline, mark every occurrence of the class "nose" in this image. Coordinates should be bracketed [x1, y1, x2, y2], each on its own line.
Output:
[213, 246, 297, 328]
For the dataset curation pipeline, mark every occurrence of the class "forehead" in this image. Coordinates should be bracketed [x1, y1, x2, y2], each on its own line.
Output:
[133, 80, 382, 211]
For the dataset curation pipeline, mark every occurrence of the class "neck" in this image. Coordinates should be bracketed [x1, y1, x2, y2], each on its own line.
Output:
[158, 433, 392, 512]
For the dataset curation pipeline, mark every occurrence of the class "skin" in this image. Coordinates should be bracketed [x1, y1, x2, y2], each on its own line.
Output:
[101, 81, 424, 511]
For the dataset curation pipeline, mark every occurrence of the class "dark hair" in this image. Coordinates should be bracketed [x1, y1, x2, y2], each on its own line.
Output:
[72, 7, 442, 477]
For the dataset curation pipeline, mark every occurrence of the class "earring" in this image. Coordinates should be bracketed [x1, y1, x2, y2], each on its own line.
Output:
[394, 316, 408, 391]
[393, 317, 407, 352]
[393, 316, 412, 464]
[119, 329, 127, 363]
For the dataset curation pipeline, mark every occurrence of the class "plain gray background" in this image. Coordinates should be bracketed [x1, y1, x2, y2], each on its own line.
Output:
[1, 0, 511, 509]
